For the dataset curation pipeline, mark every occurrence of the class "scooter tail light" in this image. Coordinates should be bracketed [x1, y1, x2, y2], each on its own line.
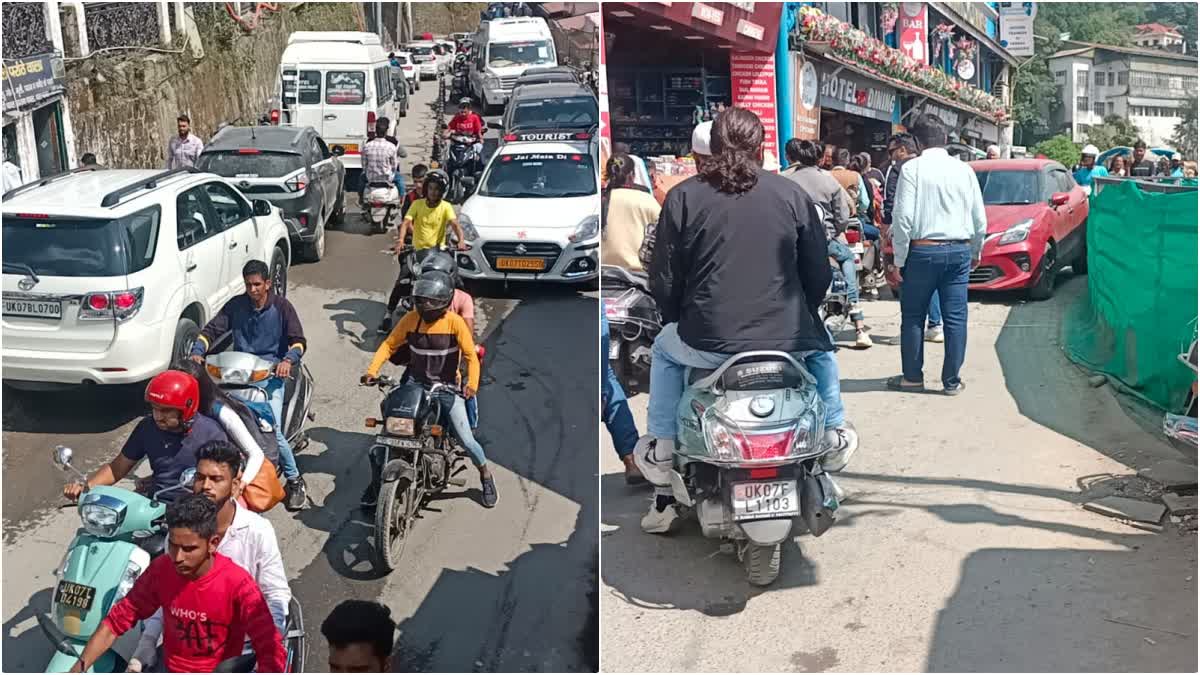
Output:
[845, 229, 861, 244]
[738, 430, 795, 461]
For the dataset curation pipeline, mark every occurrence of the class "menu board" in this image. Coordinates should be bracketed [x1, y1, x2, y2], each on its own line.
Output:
[730, 51, 780, 171]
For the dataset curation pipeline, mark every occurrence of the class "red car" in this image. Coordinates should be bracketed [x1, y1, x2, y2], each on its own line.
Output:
[966, 159, 1089, 300]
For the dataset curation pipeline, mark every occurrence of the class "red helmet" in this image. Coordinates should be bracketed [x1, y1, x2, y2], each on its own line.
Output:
[145, 370, 200, 421]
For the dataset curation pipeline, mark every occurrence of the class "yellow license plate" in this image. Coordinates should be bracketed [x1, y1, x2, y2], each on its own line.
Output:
[495, 257, 546, 271]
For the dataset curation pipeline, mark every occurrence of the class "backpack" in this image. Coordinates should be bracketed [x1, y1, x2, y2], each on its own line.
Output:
[231, 398, 281, 467]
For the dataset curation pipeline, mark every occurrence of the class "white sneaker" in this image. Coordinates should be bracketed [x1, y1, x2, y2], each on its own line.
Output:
[821, 425, 859, 473]
[632, 436, 674, 487]
[925, 326, 945, 343]
[640, 500, 681, 534]
[855, 329, 873, 349]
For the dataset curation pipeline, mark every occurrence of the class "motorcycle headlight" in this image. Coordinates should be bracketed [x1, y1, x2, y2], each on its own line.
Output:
[459, 212, 480, 241]
[113, 559, 144, 604]
[569, 215, 599, 244]
[997, 218, 1034, 246]
[80, 503, 123, 537]
[386, 416, 415, 437]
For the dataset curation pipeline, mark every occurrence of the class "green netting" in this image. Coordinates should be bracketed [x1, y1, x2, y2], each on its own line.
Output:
[1063, 179, 1198, 413]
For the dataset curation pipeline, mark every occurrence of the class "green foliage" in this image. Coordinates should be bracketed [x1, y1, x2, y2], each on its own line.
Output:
[1172, 97, 1198, 160]
[1033, 134, 1081, 167]
[1084, 115, 1142, 150]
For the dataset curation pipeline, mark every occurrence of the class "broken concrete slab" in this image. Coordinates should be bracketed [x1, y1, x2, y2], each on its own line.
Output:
[1084, 496, 1167, 524]
[1138, 460, 1199, 490]
[1162, 492, 1199, 516]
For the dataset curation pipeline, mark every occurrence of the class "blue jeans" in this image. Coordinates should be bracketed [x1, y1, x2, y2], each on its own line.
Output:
[602, 357, 639, 458]
[647, 323, 841, 439]
[441, 393, 486, 466]
[862, 223, 880, 240]
[235, 377, 299, 481]
[828, 239, 859, 305]
[900, 244, 970, 388]
[896, 286, 942, 328]
[466, 396, 478, 429]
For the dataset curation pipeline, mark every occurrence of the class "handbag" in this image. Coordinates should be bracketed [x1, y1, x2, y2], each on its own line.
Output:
[241, 458, 285, 513]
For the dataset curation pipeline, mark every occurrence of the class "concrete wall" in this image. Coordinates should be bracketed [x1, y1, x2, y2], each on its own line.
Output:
[66, 2, 363, 169]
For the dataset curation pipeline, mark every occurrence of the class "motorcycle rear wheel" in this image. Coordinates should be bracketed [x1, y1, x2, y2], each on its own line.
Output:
[373, 477, 415, 572]
[743, 542, 781, 587]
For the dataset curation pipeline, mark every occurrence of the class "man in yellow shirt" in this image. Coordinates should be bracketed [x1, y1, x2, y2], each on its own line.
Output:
[396, 172, 468, 253]
[361, 271, 497, 508]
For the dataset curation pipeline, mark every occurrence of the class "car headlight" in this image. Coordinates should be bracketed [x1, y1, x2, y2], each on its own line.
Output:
[569, 215, 599, 243]
[486, 75, 500, 88]
[80, 503, 123, 537]
[997, 218, 1034, 246]
[386, 416, 415, 437]
[458, 212, 480, 241]
[113, 559, 144, 604]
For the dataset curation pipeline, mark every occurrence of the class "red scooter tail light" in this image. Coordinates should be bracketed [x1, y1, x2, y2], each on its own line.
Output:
[845, 229, 861, 244]
[738, 430, 795, 461]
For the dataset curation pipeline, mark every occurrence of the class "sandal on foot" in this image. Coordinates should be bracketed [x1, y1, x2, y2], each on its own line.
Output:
[886, 375, 925, 391]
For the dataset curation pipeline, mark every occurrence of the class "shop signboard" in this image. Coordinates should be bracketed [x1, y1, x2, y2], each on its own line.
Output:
[899, 3, 928, 65]
[791, 54, 821, 141]
[920, 101, 961, 129]
[818, 66, 896, 123]
[999, 10, 1035, 56]
[731, 50, 780, 170]
[691, 3, 724, 26]
[598, 8, 611, 168]
[613, 1, 782, 52]
[963, 115, 999, 143]
[1, 53, 65, 112]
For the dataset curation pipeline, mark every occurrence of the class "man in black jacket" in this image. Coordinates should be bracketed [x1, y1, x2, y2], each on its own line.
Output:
[635, 110, 852, 534]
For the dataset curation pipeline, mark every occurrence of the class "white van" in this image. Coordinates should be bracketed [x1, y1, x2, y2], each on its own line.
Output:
[275, 32, 401, 175]
[470, 17, 558, 113]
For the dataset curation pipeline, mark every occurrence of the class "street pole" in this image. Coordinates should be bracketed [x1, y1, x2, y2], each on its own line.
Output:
[1007, 54, 1036, 153]
[396, 2, 403, 46]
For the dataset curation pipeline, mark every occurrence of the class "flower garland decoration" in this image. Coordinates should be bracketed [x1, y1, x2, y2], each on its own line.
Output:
[932, 22, 956, 60]
[796, 6, 1008, 121]
[880, 3, 899, 36]
[954, 36, 977, 65]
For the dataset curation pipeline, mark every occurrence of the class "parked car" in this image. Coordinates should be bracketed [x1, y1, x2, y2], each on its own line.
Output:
[1, 167, 294, 388]
[969, 158, 1089, 300]
[512, 66, 580, 92]
[394, 51, 420, 92]
[196, 125, 345, 262]
[407, 42, 441, 79]
[499, 81, 597, 143]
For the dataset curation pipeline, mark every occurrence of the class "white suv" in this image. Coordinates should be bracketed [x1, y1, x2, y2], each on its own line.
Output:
[2, 167, 294, 387]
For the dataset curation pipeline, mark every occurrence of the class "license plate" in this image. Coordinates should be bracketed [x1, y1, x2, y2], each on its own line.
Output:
[55, 581, 96, 611]
[731, 480, 799, 521]
[608, 337, 620, 359]
[376, 435, 422, 449]
[850, 243, 864, 254]
[3, 297, 62, 319]
[495, 257, 546, 271]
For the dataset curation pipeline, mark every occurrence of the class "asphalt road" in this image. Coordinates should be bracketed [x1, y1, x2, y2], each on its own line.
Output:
[2, 82, 600, 673]
[600, 275, 1197, 672]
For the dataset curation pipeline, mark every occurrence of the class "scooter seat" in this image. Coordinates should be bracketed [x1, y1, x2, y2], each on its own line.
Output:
[721, 356, 805, 391]
[368, 181, 394, 189]
[688, 368, 716, 385]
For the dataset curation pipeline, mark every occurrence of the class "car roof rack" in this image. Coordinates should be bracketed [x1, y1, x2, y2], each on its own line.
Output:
[101, 167, 198, 208]
[1, 165, 101, 202]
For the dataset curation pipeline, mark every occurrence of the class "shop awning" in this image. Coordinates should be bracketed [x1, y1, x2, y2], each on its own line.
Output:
[605, 2, 781, 53]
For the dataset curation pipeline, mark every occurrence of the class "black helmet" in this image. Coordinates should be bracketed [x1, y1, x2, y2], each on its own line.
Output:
[412, 270, 454, 322]
[420, 250, 457, 281]
[424, 170, 448, 194]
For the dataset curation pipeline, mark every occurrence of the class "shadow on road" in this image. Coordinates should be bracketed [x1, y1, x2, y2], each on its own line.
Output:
[2, 588, 53, 672]
[323, 298, 389, 354]
[2, 384, 146, 434]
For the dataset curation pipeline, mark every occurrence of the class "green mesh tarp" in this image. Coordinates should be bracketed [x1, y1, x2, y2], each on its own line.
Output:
[1063, 179, 1198, 413]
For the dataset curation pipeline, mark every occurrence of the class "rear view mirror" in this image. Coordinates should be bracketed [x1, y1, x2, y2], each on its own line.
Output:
[1050, 192, 1070, 207]
[252, 199, 272, 216]
[179, 468, 196, 488]
[53, 445, 74, 468]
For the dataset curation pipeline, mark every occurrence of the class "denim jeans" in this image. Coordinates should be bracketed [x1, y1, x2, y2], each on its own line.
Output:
[234, 377, 299, 481]
[828, 239, 859, 305]
[602, 357, 639, 458]
[466, 396, 479, 429]
[440, 393, 487, 466]
[899, 244, 971, 388]
[862, 223, 881, 240]
[646, 323, 839, 439]
[895, 286, 942, 328]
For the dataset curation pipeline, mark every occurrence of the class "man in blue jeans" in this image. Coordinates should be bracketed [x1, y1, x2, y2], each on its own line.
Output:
[887, 114, 987, 395]
[192, 260, 309, 510]
[602, 312, 645, 485]
[884, 133, 943, 343]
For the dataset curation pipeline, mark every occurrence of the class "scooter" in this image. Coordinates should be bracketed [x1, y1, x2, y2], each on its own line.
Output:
[40, 446, 194, 673]
[364, 182, 402, 234]
[203, 352, 315, 453]
[846, 224, 884, 300]
[445, 133, 480, 204]
[600, 265, 661, 395]
[818, 261, 853, 339]
[664, 352, 842, 587]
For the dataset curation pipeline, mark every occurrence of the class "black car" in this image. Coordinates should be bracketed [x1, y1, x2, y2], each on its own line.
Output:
[512, 66, 580, 91]
[196, 125, 345, 262]
[500, 82, 598, 143]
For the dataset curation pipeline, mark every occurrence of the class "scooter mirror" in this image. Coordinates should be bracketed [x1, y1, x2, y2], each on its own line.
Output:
[52, 445, 73, 468]
[179, 468, 197, 488]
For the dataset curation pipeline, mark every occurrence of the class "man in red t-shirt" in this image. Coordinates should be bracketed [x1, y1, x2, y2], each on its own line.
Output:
[70, 495, 285, 674]
[446, 98, 484, 142]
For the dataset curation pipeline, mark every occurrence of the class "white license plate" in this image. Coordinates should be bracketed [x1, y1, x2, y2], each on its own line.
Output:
[375, 435, 422, 449]
[608, 338, 620, 359]
[731, 480, 799, 521]
[850, 242, 865, 254]
[4, 297, 63, 319]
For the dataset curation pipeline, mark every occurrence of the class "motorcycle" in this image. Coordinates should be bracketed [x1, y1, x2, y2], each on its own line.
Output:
[363, 181, 402, 234]
[363, 377, 472, 572]
[451, 55, 470, 98]
[600, 265, 661, 395]
[445, 133, 481, 204]
[40, 446, 194, 672]
[818, 261, 853, 339]
[664, 352, 841, 586]
[203, 351, 315, 454]
[845, 224, 884, 300]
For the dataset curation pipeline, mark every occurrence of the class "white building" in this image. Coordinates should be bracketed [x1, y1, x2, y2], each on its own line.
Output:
[1048, 40, 1197, 147]
[1132, 22, 1185, 52]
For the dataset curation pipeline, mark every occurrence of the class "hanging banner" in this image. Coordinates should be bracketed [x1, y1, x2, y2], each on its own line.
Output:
[898, 3, 929, 65]
[731, 50, 780, 170]
[791, 54, 821, 141]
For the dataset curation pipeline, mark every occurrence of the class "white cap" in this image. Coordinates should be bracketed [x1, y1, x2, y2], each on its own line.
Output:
[1081, 144, 1100, 157]
[1173, 152, 1183, 160]
[691, 121, 713, 156]
[986, 144, 1000, 154]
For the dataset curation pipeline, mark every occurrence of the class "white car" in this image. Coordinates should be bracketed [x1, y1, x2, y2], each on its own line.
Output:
[456, 134, 599, 284]
[2, 168, 294, 387]
[394, 51, 420, 91]
[407, 42, 441, 79]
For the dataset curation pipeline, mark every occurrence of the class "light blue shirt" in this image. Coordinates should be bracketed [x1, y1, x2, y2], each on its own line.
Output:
[891, 147, 988, 268]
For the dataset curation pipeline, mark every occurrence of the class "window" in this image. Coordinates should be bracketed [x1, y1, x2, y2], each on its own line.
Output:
[1107, 72, 1115, 86]
[282, 70, 321, 106]
[1054, 70, 1067, 83]
[1076, 96, 1089, 112]
[325, 71, 366, 105]
[974, 170, 1040, 205]
[480, 152, 596, 198]
[1076, 70, 1089, 88]
[202, 182, 251, 229]
[1107, 102, 1115, 116]
[3, 207, 161, 277]
[1118, 71, 1128, 86]
[1093, 102, 1105, 117]
[194, 151, 304, 178]
[1095, 71, 1105, 85]
[488, 40, 555, 68]
[309, 136, 325, 163]
[176, 188, 219, 250]
[510, 95, 598, 130]
[1051, 170, 1074, 194]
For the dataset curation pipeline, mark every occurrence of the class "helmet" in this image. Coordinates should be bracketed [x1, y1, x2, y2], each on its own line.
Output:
[424, 170, 448, 194]
[458, 97, 472, 106]
[412, 270, 455, 321]
[1081, 145, 1100, 157]
[145, 370, 200, 421]
[419, 249, 457, 281]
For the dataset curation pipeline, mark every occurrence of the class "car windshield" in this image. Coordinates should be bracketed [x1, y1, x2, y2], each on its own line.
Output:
[410, 46, 433, 56]
[195, 151, 304, 178]
[975, 170, 1040, 205]
[489, 40, 554, 67]
[511, 96, 596, 130]
[3, 207, 161, 277]
[480, 152, 596, 198]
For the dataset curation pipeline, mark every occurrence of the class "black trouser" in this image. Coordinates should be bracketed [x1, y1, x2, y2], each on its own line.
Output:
[387, 268, 407, 313]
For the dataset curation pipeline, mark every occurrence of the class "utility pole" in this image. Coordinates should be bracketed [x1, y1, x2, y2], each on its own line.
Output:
[395, 2, 403, 46]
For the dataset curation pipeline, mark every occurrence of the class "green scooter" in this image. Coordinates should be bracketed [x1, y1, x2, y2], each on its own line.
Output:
[39, 445, 194, 673]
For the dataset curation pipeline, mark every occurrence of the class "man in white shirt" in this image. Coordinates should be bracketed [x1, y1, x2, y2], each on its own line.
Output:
[165, 113, 204, 171]
[887, 114, 987, 396]
[3, 139, 23, 193]
[128, 441, 290, 672]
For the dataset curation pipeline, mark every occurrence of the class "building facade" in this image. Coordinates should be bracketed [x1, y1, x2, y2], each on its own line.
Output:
[1133, 22, 1185, 53]
[1048, 41, 1197, 146]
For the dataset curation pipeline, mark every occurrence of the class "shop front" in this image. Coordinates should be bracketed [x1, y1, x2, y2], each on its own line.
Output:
[901, 97, 999, 153]
[2, 51, 74, 185]
[812, 60, 898, 165]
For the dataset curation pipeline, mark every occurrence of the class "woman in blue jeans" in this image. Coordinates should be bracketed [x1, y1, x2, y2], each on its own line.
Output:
[602, 312, 645, 484]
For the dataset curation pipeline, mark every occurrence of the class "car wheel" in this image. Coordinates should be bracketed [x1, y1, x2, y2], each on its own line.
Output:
[172, 317, 200, 368]
[270, 246, 288, 297]
[1028, 242, 1057, 301]
[302, 217, 325, 263]
[1074, 225, 1089, 275]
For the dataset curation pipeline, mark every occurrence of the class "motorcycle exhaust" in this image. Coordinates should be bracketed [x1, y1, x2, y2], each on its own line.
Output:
[799, 473, 839, 537]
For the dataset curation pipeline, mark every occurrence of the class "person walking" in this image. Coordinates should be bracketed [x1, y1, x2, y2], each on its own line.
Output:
[166, 114, 204, 170]
[884, 132, 943, 343]
[887, 114, 986, 395]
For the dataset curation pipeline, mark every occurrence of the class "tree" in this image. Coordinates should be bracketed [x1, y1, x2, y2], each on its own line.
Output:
[1171, 97, 1197, 160]
[1033, 134, 1082, 167]
[1084, 115, 1141, 150]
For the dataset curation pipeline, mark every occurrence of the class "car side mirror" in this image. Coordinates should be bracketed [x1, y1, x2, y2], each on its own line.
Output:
[252, 199, 272, 216]
[53, 445, 74, 468]
[179, 468, 196, 488]
[1050, 192, 1070, 207]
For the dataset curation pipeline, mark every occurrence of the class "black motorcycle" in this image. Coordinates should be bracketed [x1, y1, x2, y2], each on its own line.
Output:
[601, 265, 661, 395]
[445, 133, 481, 203]
[363, 377, 469, 571]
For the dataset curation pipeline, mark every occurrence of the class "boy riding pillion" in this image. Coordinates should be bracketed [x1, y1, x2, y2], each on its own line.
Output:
[395, 171, 469, 255]
[361, 271, 498, 508]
